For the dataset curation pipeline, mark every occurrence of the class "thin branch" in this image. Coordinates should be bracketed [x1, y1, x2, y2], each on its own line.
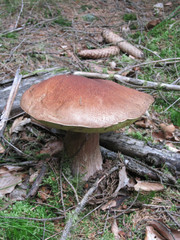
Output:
[73, 71, 180, 91]
[62, 172, 79, 203]
[0, 215, 64, 222]
[0, 69, 22, 136]
[26, 164, 47, 199]
[15, 0, 24, 29]
[60, 166, 119, 240]
[117, 58, 180, 75]
[59, 163, 66, 215]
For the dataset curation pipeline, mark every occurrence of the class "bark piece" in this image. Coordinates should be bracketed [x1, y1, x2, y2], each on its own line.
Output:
[102, 29, 144, 59]
[100, 132, 180, 172]
[78, 46, 120, 59]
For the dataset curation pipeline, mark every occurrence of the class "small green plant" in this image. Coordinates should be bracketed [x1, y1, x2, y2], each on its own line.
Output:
[53, 13, 72, 27]
[80, 5, 93, 11]
[123, 13, 137, 22]
[2, 32, 18, 39]
[170, 110, 180, 127]
[0, 201, 57, 239]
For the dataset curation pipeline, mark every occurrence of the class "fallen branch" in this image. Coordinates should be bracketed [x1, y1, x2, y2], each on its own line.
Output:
[26, 164, 47, 199]
[100, 132, 180, 172]
[60, 165, 119, 240]
[118, 57, 180, 75]
[0, 69, 22, 136]
[101, 147, 176, 184]
[73, 71, 180, 91]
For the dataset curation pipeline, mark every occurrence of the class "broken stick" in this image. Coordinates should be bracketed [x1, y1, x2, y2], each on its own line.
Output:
[0, 69, 22, 136]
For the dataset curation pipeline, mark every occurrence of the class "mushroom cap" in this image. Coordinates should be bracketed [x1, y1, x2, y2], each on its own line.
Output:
[20, 75, 154, 133]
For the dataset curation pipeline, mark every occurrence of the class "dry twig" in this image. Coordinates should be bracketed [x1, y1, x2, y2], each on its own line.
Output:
[60, 166, 119, 240]
[73, 71, 180, 91]
[26, 164, 47, 199]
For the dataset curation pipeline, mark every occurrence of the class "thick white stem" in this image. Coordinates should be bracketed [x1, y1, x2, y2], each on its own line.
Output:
[65, 132, 102, 180]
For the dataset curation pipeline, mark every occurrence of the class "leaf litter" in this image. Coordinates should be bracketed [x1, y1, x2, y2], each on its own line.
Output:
[0, 0, 180, 239]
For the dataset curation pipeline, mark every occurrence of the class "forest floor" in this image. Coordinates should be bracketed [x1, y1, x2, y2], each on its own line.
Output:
[0, 0, 180, 239]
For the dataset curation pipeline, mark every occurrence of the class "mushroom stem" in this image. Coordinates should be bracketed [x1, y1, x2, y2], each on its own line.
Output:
[64, 132, 102, 180]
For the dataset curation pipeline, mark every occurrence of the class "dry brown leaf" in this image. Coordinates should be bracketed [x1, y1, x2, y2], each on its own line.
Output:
[135, 118, 153, 128]
[134, 181, 164, 192]
[9, 188, 26, 201]
[160, 123, 175, 140]
[0, 143, 5, 154]
[78, 46, 120, 59]
[145, 226, 165, 240]
[146, 19, 161, 30]
[101, 199, 118, 211]
[102, 29, 144, 59]
[165, 2, 172, 6]
[3, 165, 22, 172]
[152, 131, 165, 141]
[9, 116, 31, 134]
[0, 172, 23, 198]
[29, 170, 39, 183]
[39, 140, 64, 157]
[147, 221, 180, 240]
[111, 219, 121, 240]
[101, 196, 128, 211]
[38, 186, 51, 201]
[113, 166, 129, 196]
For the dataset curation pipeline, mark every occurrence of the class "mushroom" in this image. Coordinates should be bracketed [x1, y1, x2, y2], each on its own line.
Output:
[20, 75, 154, 180]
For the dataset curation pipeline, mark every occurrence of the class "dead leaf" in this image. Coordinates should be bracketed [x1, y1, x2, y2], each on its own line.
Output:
[145, 226, 165, 240]
[152, 131, 165, 141]
[134, 181, 164, 192]
[0, 143, 5, 154]
[111, 219, 121, 240]
[146, 19, 161, 30]
[39, 140, 64, 157]
[135, 118, 153, 128]
[0, 172, 23, 198]
[101, 195, 128, 211]
[9, 188, 26, 201]
[9, 116, 31, 134]
[101, 199, 118, 210]
[38, 186, 51, 201]
[147, 221, 180, 240]
[113, 166, 129, 196]
[160, 123, 175, 140]
[29, 170, 39, 183]
[165, 2, 172, 6]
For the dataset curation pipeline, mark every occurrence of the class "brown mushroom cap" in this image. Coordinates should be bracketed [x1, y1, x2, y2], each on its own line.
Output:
[20, 75, 154, 133]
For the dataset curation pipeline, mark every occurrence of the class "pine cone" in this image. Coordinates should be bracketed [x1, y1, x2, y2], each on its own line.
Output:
[78, 46, 120, 59]
[102, 29, 144, 59]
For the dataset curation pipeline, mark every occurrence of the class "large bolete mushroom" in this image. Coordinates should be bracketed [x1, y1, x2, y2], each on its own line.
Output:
[21, 75, 154, 180]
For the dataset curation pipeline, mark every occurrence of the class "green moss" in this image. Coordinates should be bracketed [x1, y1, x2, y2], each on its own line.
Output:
[123, 13, 137, 22]
[54, 16, 72, 27]
[170, 110, 180, 127]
